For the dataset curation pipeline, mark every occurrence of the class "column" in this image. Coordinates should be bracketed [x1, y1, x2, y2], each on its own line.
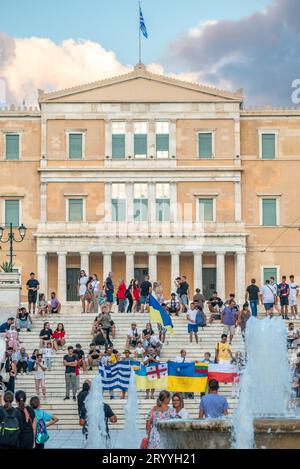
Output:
[235, 181, 242, 222]
[57, 252, 67, 304]
[37, 252, 47, 296]
[80, 252, 90, 275]
[148, 120, 156, 157]
[216, 252, 225, 300]
[193, 251, 203, 292]
[171, 252, 180, 284]
[126, 252, 135, 285]
[148, 252, 158, 282]
[105, 120, 112, 157]
[40, 182, 47, 223]
[236, 252, 246, 305]
[126, 120, 134, 158]
[103, 252, 112, 280]
[169, 119, 177, 158]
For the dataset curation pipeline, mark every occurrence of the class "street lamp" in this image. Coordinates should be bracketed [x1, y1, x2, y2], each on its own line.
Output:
[0, 223, 27, 271]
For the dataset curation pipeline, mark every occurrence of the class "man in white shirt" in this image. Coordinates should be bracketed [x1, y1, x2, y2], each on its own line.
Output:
[186, 302, 199, 344]
[289, 275, 299, 319]
[260, 280, 276, 315]
[270, 276, 280, 314]
[175, 349, 188, 363]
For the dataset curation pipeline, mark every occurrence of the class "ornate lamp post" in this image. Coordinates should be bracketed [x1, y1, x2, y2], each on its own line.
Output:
[0, 223, 27, 271]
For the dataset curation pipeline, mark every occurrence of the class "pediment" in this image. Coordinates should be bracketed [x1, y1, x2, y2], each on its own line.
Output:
[39, 65, 242, 104]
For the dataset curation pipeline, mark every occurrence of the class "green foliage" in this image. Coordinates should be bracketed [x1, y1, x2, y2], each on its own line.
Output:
[0, 261, 14, 272]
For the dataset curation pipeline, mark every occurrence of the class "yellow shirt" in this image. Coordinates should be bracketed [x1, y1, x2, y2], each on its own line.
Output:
[216, 342, 231, 361]
[108, 354, 118, 364]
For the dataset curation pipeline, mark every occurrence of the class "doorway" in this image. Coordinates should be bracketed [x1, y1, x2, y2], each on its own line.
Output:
[202, 268, 216, 299]
[67, 268, 80, 302]
[134, 267, 149, 286]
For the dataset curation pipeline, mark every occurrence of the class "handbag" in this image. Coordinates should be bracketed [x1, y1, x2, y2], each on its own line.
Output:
[140, 437, 149, 449]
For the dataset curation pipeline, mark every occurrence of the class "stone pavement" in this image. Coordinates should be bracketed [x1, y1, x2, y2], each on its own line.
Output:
[45, 430, 145, 449]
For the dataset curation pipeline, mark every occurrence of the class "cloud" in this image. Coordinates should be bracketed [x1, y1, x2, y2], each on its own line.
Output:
[166, 0, 300, 106]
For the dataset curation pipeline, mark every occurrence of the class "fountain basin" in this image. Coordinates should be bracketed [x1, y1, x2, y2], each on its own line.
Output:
[158, 419, 300, 449]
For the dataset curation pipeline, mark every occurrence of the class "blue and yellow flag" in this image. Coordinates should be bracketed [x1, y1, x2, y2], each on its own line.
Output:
[135, 364, 168, 390]
[167, 362, 208, 393]
[149, 294, 174, 334]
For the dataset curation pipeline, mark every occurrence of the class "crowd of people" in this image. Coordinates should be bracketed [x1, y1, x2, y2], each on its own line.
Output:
[0, 269, 299, 449]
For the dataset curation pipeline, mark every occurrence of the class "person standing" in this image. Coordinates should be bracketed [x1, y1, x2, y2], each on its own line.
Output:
[221, 299, 238, 345]
[63, 346, 78, 401]
[78, 270, 88, 314]
[15, 390, 36, 449]
[193, 288, 206, 310]
[0, 391, 23, 449]
[238, 303, 251, 340]
[199, 379, 229, 419]
[178, 276, 189, 313]
[105, 272, 114, 310]
[289, 275, 299, 320]
[143, 347, 160, 400]
[26, 272, 40, 315]
[278, 276, 290, 320]
[245, 279, 260, 317]
[91, 274, 100, 315]
[132, 280, 140, 314]
[3, 348, 17, 393]
[30, 396, 58, 449]
[140, 275, 152, 314]
[186, 302, 199, 344]
[146, 391, 176, 449]
[260, 279, 276, 316]
[34, 354, 47, 399]
[117, 278, 126, 313]
[270, 276, 280, 315]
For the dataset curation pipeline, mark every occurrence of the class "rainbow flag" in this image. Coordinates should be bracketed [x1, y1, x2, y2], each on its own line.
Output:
[135, 363, 168, 390]
[167, 362, 208, 393]
[149, 294, 174, 334]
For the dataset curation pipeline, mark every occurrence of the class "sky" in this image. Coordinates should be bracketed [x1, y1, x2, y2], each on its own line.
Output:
[1, 0, 299, 106]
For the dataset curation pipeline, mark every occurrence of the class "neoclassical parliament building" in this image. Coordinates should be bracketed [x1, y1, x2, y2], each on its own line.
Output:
[0, 64, 299, 304]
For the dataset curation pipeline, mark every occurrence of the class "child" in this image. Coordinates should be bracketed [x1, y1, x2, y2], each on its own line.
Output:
[34, 353, 47, 399]
[38, 293, 49, 318]
[42, 343, 54, 371]
[30, 396, 58, 449]
[5, 325, 20, 352]
[134, 341, 145, 361]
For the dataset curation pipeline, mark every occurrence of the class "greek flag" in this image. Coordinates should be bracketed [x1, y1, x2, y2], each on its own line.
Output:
[99, 360, 138, 391]
[139, 5, 148, 38]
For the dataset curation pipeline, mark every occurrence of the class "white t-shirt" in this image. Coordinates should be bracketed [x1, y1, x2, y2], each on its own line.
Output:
[260, 285, 275, 303]
[186, 309, 197, 324]
[134, 347, 145, 359]
[92, 280, 100, 293]
[42, 348, 53, 358]
[269, 283, 278, 296]
[150, 335, 161, 347]
[143, 354, 160, 364]
[175, 356, 187, 363]
[176, 408, 189, 419]
[289, 282, 299, 300]
[127, 328, 139, 339]
[35, 362, 46, 380]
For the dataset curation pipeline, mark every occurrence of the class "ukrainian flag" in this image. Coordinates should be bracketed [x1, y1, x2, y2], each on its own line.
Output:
[135, 364, 168, 390]
[149, 294, 174, 334]
[167, 362, 208, 393]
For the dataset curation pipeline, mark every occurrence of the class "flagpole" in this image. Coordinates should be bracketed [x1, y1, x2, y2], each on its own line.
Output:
[139, 1, 142, 64]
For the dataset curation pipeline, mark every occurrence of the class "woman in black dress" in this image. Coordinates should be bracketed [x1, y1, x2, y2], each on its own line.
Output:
[15, 390, 36, 449]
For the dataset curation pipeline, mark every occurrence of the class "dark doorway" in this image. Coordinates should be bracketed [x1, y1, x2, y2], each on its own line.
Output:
[67, 268, 80, 302]
[202, 268, 216, 300]
[134, 267, 149, 286]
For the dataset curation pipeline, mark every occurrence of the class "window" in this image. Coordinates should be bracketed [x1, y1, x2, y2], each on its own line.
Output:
[69, 133, 83, 159]
[134, 183, 148, 221]
[198, 132, 213, 159]
[134, 122, 147, 158]
[156, 183, 170, 222]
[112, 183, 126, 222]
[263, 267, 278, 284]
[5, 200, 19, 227]
[261, 133, 276, 160]
[261, 198, 277, 226]
[68, 199, 83, 222]
[112, 122, 125, 159]
[199, 198, 214, 222]
[5, 134, 20, 160]
[156, 122, 169, 159]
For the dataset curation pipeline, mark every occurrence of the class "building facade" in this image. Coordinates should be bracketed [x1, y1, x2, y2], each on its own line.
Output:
[0, 64, 299, 304]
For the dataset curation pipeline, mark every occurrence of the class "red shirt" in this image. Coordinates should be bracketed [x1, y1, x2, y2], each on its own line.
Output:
[117, 282, 126, 300]
[133, 286, 140, 301]
[52, 330, 65, 339]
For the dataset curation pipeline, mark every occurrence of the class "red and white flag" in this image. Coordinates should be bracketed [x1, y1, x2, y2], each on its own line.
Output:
[146, 363, 168, 381]
[208, 362, 239, 383]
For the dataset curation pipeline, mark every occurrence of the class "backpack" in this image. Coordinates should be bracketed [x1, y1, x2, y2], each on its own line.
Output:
[0, 408, 20, 447]
[195, 311, 205, 326]
[125, 289, 131, 299]
[35, 414, 49, 444]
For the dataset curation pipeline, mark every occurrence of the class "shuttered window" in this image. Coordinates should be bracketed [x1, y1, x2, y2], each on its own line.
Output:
[69, 134, 83, 159]
[261, 134, 275, 159]
[156, 134, 169, 159]
[134, 199, 148, 221]
[5, 200, 19, 227]
[6, 134, 20, 160]
[263, 267, 278, 284]
[199, 198, 214, 222]
[156, 199, 170, 222]
[198, 133, 213, 158]
[262, 199, 277, 226]
[134, 134, 147, 158]
[68, 199, 83, 222]
[112, 134, 125, 158]
[112, 199, 126, 222]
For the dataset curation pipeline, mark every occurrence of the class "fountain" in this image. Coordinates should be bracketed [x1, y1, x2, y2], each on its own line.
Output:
[85, 374, 108, 449]
[158, 317, 300, 449]
[119, 369, 140, 449]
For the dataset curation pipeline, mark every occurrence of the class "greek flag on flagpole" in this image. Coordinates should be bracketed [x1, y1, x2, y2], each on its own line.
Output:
[140, 5, 148, 38]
